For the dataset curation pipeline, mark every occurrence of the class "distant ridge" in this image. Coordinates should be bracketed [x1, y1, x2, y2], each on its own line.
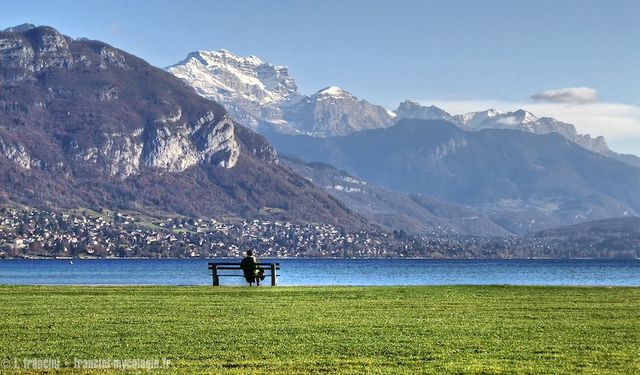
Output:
[168, 50, 638, 166]
[281, 155, 511, 236]
[268, 119, 640, 233]
[394, 100, 640, 167]
[524, 216, 640, 258]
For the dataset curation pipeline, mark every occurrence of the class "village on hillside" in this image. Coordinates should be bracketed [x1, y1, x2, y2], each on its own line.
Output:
[1, 207, 634, 260]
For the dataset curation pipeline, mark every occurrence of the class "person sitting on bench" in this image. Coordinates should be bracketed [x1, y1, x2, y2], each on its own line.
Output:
[240, 250, 264, 286]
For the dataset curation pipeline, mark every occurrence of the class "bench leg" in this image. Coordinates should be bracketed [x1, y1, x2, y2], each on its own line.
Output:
[212, 265, 219, 286]
[271, 264, 277, 286]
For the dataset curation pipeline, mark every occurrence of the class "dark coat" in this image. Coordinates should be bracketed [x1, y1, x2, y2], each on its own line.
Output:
[240, 255, 259, 283]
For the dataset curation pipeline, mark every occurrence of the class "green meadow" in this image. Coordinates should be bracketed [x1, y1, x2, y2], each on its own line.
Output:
[0, 286, 638, 374]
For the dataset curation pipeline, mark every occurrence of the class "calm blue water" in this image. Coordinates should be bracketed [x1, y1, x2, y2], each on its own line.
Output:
[0, 259, 638, 286]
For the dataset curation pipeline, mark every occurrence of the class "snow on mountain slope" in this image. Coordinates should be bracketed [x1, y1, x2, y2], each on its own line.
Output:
[167, 49, 301, 130]
[395, 101, 636, 164]
[168, 51, 638, 165]
[394, 100, 458, 123]
[316, 86, 351, 99]
[167, 51, 393, 136]
[168, 49, 298, 105]
[282, 86, 395, 136]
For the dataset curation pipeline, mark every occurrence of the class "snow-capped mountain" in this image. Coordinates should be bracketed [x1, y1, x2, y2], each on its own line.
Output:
[465, 108, 611, 154]
[268, 119, 640, 233]
[394, 100, 459, 123]
[167, 50, 393, 136]
[167, 49, 301, 130]
[282, 86, 395, 136]
[168, 51, 638, 165]
[394, 100, 639, 164]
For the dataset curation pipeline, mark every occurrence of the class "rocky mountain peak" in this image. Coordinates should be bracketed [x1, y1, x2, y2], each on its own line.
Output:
[283, 87, 394, 136]
[512, 109, 537, 123]
[168, 49, 299, 106]
[167, 49, 301, 131]
[168, 51, 394, 136]
[468, 109, 539, 130]
[485, 108, 501, 117]
[0, 25, 135, 85]
[2, 23, 37, 33]
[315, 86, 353, 100]
[395, 101, 456, 123]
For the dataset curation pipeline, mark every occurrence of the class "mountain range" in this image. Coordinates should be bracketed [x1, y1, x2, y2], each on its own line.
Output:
[167, 49, 639, 167]
[394, 100, 640, 167]
[281, 156, 510, 236]
[269, 119, 640, 234]
[167, 51, 395, 136]
[0, 25, 365, 228]
[167, 49, 640, 234]
[1, 25, 638, 242]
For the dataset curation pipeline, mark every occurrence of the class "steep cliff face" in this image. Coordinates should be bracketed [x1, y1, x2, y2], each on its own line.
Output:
[0, 27, 243, 178]
[142, 112, 240, 173]
[0, 26, 365, 228]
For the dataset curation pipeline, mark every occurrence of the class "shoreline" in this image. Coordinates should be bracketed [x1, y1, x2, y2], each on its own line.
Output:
[1, 284, 639, 288]
[1, 256, 638, 260]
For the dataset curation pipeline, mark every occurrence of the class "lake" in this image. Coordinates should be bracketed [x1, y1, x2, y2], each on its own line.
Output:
[0, 259, 638, 286]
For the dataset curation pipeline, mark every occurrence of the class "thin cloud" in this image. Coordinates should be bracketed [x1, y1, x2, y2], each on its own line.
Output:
[110, 23, 122, 36]
[495, 116, 519, 126]
[531, 87, 598, 104]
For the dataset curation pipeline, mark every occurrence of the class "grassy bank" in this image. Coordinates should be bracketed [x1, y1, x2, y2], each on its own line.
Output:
[0, 286, 638, 373]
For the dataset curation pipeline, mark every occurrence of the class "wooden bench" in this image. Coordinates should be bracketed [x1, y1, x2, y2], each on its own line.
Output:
[208, 262, 280, 286]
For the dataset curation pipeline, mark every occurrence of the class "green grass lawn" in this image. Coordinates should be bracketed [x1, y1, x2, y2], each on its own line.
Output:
[0, 286, 638, 374]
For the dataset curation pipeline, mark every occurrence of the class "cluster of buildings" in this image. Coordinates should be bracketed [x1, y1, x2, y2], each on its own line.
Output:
[0, 208, 442, 258]
[3, 208, 617, 259]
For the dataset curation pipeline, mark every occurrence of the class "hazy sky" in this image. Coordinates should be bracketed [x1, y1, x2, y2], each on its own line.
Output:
[3, 0, 640, 154]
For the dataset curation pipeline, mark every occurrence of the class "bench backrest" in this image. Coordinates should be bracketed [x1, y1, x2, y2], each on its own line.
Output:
[208, 263, 280, 270]
[208, 262, 280, 286]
